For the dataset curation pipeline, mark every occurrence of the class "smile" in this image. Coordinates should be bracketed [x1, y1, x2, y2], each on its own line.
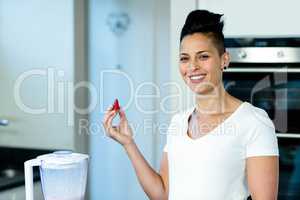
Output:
[189, 74, 206, 83]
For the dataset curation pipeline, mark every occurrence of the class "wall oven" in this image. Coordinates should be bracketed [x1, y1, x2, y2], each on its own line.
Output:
[224, 38, 300, 200]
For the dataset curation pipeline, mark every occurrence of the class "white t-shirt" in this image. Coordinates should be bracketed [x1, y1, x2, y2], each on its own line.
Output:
[163, 101, 279, 200]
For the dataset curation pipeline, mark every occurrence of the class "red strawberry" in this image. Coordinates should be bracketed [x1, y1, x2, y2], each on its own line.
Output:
[113, 99, 120, 111]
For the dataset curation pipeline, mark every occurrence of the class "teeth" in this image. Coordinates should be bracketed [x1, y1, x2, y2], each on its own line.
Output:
[190, 75, 205, 80]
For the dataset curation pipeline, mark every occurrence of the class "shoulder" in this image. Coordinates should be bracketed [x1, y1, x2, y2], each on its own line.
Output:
[239, 101, 275, 130]
[238, 102, 278, 152]
[240, 103, 279, 157]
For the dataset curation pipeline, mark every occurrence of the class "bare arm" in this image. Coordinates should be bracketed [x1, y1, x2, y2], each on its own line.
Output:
[102, 106, 168, 200]
[246, 156, 279, 200]
[159, 152, 169, 197]
[124, 144, 168, 200]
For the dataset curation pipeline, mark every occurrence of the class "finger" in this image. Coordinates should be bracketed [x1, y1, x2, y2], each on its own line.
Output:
[102, 105, 114, 123]
[103, 112, 116, 130]
[104, 110, 116, 127]
[105, 105, 114, 114]
[106, 125, 118, 137]
[105, 110, 117, 129]
[107, 104, 114, 111]
[103, 110, 117, 128]
[107, 126, 124, 142]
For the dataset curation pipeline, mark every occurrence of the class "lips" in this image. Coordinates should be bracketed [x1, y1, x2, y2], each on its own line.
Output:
[189, 74, 206, 83]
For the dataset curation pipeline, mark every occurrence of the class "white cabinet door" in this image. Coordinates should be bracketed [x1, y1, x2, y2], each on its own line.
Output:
[198, 0, 300, 37]
[0, 0, 76, 149]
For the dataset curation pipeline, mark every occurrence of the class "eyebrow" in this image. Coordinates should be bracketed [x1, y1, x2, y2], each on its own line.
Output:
[180, 50, 209, 56]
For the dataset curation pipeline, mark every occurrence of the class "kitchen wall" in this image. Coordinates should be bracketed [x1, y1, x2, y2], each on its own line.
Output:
[0, 0, 88, 152]
[87, 0, 170, 199]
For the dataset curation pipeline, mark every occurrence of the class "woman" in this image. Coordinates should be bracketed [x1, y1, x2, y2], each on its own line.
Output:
[102, 10, 279, 200]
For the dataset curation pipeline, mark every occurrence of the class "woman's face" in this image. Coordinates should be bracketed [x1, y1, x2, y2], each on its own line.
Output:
[179, 33, 229, 95]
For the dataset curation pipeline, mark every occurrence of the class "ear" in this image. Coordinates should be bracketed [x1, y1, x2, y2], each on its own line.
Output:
[221, 51, 230, 70]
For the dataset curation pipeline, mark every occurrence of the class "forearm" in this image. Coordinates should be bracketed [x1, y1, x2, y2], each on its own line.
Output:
[250, 192, 278, 200]
[124, 142, 167, 200]
[250, 196, 277, 200]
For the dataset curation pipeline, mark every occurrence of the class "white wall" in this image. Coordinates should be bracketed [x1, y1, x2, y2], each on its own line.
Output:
[88, 0, 170, 199]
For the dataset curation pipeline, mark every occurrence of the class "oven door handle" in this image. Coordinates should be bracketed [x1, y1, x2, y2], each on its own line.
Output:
[276, 133, 300, 138]
[225, 67, 300, 73]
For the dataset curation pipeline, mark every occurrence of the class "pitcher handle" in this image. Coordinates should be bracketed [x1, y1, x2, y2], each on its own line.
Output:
[24, 159, 41, 200]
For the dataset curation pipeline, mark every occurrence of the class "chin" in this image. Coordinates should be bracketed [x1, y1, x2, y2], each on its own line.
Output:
[195, 88, 213, 95]
[189, 81, 215, 95]
[188, 85, 210, 95]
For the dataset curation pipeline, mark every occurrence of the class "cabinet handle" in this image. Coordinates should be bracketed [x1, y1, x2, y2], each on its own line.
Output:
[276, 133, 300, 138]
[0, 119, 9, 126]
[224, 67, 300, 73]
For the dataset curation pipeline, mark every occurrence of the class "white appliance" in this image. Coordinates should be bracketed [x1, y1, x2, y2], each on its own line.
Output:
[24, 151, 89, 200]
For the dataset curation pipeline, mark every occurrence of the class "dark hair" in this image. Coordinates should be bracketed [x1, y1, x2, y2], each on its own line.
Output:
[180, 10, 225, 55]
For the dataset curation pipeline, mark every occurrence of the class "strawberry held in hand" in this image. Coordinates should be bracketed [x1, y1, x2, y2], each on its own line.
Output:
[113, 99, 120, 111]
[102, 98, 134, 147]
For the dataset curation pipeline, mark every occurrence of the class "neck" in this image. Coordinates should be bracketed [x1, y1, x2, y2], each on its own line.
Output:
[194, 84, 229, 115]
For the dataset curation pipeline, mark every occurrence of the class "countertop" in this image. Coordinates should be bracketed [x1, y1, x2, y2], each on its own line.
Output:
[0, 147, 53, 191]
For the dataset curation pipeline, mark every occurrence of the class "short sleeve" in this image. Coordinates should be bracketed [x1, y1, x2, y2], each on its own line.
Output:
[245, 115, 279, 158]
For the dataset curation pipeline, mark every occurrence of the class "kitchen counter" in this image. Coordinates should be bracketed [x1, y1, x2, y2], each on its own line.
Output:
[0, 168, 39, 191]
[0, 181, 43, 200]
[0, 147, 53, 191]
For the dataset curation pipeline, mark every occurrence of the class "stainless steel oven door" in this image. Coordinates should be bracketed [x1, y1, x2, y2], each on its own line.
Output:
[223, 67, 300, 200]
[278, 137, 300, 199]
[223, 67, 300, 135]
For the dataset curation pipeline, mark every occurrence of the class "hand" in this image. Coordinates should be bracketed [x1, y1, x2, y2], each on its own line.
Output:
[102, 105, 134, 147]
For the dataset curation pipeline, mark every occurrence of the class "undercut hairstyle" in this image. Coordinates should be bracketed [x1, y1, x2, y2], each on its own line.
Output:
[180, 10, 225, 55]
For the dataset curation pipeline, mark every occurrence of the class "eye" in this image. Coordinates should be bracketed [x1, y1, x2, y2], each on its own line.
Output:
[198, 54, 209, 60]
[180, 57, 189, 62]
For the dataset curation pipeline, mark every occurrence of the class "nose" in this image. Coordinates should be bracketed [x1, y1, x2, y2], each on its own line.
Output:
[188, 59, 200, 70]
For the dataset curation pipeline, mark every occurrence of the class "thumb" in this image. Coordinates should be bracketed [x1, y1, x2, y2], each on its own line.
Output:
[108, 126, 128, 145]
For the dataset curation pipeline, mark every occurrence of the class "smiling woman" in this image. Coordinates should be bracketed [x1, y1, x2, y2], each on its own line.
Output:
[102, 10, 279, 200]
[179, 33, 229, 95]
[178, 10, 229, 97]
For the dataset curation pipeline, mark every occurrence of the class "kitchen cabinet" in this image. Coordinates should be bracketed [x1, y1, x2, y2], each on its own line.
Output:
[0, 0, 87, 151]
[197, 0, 300, 37]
